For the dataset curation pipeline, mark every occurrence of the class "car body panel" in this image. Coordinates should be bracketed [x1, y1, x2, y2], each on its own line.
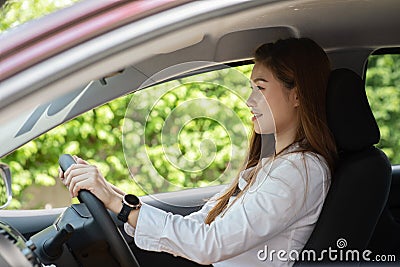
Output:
[0, 0, 185, 80]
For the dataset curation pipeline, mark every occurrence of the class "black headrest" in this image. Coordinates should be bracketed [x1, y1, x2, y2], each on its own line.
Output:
[326, 68, 380, 152]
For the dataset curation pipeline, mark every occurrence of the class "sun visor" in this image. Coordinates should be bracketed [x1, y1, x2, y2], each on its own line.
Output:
[214, 27, 297, 62]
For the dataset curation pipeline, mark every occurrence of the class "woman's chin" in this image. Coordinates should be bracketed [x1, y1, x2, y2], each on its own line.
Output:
[254, 126, 275, 135]
[253, 121, 275, 134]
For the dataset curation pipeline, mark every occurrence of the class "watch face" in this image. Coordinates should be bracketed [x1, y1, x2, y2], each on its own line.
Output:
[124, 194, 140, 206]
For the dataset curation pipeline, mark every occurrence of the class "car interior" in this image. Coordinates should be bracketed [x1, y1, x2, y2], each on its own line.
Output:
[0, 0, 399, 266]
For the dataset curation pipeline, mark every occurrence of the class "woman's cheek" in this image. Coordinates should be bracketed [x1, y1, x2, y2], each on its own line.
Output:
[258, 100, 276, 134]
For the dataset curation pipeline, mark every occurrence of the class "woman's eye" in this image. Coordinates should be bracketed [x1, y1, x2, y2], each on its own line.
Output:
[250, 83, 265, 91]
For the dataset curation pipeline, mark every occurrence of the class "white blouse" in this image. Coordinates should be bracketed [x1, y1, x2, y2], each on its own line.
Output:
[125, 147, 330, 267]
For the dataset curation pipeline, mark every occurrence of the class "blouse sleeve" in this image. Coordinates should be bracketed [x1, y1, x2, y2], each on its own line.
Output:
[133, 154, 327, 265]
[124, 185, 227, 235]
[183, 185, 230, 223]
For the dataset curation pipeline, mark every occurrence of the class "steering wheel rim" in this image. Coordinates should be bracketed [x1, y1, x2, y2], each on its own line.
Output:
[78, 190, 140, 267]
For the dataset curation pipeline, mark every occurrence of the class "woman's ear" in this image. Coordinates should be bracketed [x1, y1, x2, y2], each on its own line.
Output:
[291, 88, 300, 107]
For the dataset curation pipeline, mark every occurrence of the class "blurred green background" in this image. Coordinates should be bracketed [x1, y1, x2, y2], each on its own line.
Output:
[1, 0, 399, 209]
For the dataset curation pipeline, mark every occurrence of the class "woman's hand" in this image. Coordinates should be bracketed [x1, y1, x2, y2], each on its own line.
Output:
[58, 156, 139, 227]
[59, 156, 122, 212]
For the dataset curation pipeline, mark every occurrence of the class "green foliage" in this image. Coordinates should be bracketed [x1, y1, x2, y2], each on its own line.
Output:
[2, 97, 138, 209]
[123, 69, 253, 195]
[0, 0, 79, 32]
[3, 66, 253, 209]
[366, 54, 400, 163]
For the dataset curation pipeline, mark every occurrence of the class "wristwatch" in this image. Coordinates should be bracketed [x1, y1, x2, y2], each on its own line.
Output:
[117, 194, 141, 223]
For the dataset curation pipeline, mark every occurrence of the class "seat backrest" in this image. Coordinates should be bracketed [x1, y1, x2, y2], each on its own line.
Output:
[296, 68, 392, 264]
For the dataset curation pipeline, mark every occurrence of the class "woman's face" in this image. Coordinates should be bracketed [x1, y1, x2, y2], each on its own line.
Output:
[247, 63, 299, 135]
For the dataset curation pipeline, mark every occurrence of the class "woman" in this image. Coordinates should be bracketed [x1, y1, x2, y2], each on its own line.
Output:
[61, 38, 337, 266]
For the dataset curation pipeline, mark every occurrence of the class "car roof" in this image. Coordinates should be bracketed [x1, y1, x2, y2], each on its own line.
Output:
[0, 0, 400, 157]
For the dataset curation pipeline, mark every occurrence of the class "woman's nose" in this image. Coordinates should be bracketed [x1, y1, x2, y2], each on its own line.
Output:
[246, 89, 258, 107]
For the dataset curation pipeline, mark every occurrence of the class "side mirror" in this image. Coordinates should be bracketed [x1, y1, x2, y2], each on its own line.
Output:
[0, 163, 12, 209]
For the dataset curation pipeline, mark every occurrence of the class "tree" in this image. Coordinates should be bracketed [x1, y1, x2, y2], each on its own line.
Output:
[366, 54, 400, 164]
[0, 0, 78, 32]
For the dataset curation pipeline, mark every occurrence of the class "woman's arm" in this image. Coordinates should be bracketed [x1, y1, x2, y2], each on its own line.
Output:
[107, 181, 125, 196]
[131, 155, 328, 264]
[63, 153, 328, 265]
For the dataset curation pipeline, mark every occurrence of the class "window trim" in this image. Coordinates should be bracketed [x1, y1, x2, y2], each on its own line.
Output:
[138, 60, 254, 90]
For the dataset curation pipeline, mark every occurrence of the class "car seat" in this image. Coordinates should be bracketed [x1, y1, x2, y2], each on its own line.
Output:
[295, 68, 392, 265]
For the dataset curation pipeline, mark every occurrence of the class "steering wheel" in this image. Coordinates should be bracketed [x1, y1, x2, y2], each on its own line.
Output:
[59, 154, 140, 267]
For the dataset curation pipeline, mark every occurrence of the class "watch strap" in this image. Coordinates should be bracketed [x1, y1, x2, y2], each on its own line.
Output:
[117, 204, 132, 223]
[117, 194, 141, 223]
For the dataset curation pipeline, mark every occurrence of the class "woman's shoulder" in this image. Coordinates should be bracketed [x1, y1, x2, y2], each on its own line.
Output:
[255, 151, 329, 196]
[266, 145, 330, 181]
[281, 143, 327, 166]
[282, 149, 327, 167]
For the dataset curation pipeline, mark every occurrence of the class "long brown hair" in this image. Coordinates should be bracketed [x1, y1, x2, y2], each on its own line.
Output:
[205, 38, 337, 224]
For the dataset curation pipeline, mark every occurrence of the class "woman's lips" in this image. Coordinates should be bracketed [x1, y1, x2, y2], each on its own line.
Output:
[251, 114, 262, 121]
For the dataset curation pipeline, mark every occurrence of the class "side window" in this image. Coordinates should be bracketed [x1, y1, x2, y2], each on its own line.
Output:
[3, 64, 253, 209]
[123, 65, 253, 196]
[365, 53, 400, 163]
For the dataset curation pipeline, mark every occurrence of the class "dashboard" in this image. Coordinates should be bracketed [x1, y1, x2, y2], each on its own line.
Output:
[0, 221, 42, 267]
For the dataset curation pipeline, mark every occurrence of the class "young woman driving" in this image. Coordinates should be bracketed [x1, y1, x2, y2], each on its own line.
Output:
[60, 37, 337, 267]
